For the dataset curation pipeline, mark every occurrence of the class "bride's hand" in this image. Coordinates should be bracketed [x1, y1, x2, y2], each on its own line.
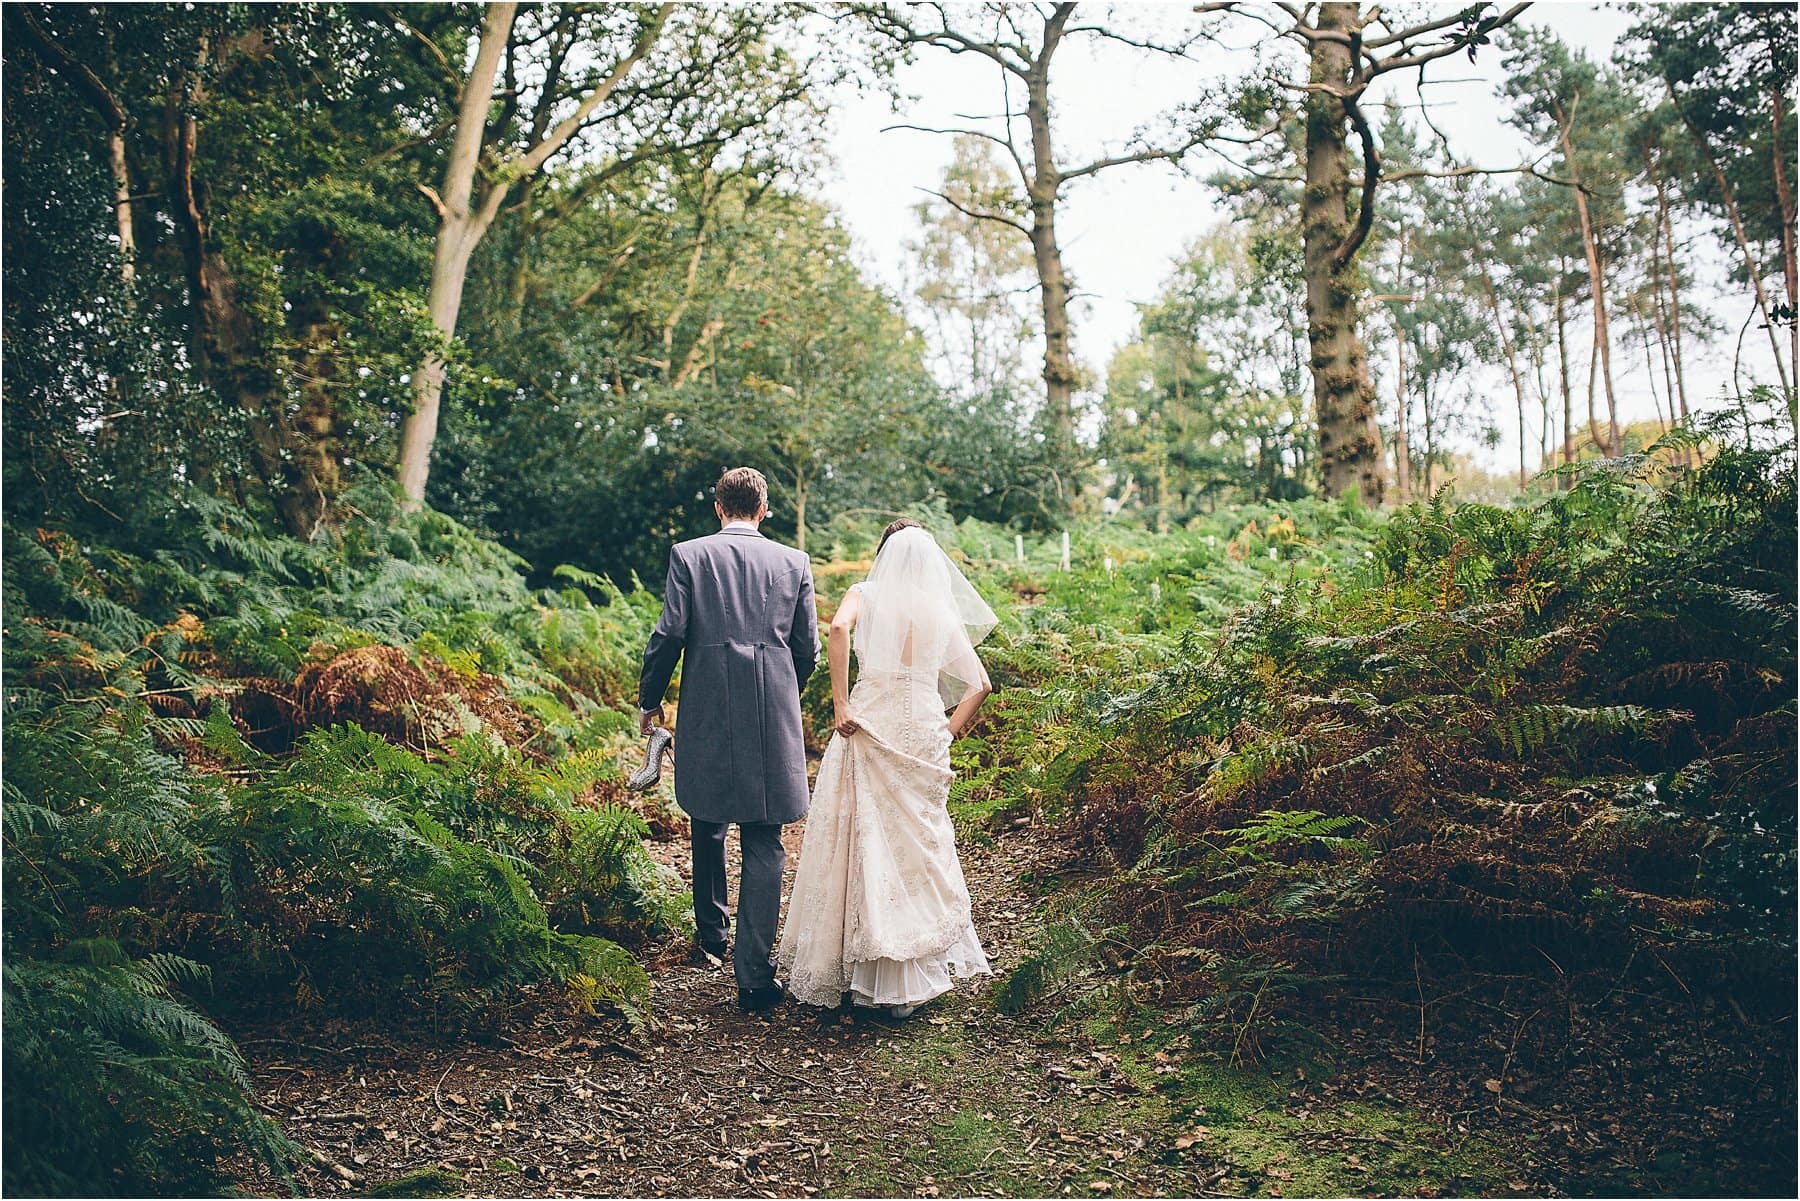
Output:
[834, 706, 860, 736]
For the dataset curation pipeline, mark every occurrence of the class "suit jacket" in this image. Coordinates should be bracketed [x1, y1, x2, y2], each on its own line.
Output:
[638, 526, 818, 825]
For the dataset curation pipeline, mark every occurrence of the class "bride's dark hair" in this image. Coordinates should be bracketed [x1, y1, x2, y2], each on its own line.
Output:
[877, 517, 925, 554]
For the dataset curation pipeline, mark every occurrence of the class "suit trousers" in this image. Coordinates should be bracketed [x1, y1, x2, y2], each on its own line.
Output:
[690, 819, 786, 990]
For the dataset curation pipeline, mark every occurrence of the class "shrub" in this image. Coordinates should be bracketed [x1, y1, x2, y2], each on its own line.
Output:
[1000, 425, 1797, 1047]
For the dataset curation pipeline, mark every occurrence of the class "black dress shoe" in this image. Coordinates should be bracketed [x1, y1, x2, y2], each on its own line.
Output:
[690, 939, 727, 967]
[737, 981, 786, 1013]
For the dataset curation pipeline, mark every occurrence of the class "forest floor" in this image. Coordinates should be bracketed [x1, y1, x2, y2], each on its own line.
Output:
[239, 816, 1791, 1199]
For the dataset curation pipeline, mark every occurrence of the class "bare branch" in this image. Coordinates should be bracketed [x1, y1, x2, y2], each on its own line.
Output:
[511, 4, 673, 179]
[1062, 24, 1200, 59]
[416, 183, 451, 221]
[1369, 3, 1531, 76]
[1332, 87, 1380, 270]
[1198, 2, 1295, 39]
[843, 3, 1026, 74]
[917, 186, 1031, 236]
[1363, 2, 1517, 49]
[1059, 134, 1206, 184]
[13, 8, 126, 130]
[883, 121, 1015, 146]
[1378, 162, 1582, 190]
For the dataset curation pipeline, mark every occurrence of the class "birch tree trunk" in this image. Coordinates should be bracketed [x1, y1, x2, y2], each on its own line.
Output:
[397, 1, 517, 507]
[398, 2, 673, 507]
[1391, 326, 1411, 502]
[16, 11, 135, 283]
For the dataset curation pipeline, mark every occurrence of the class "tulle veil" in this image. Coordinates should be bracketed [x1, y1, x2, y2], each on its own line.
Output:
[853, 526, 998, 709]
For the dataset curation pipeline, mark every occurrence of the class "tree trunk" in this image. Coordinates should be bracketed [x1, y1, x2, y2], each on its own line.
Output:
[793, 472, 808, 555]
[108, 129, 135, 283]
[1302, 2, 1385, 504]
[661, 226, 712, 380]
[1556, 113, 1621, 457]
[1771, 86, 1798, 387]
[1478, 265, 1531, 491]
[1554, 270, 1575, 485]
[1674, 88, 1791, 393]
[164, 68, 323, 537]
[1024, 65, 1078, 448]
[398, 2, 671, 506]
[1649, 158, 1691, 426]
[1420, 375, 1435, 496]
[1532, 340, 1554, 475]
[1646, 287, 1679, 431]
[291, 301, 346, 511]
[15, 11, 135, 283]
[1155, 444, 1170, 533]
[502, 179, 537, 336]
[1393, 347, 1411, 502]
[1391, 316, 1411, 503]
[1586, 315, 1602, 455]
[1389, 231, 1411, 502]
[1631, 296, 1668, 433]
[397, 1, 517, 508]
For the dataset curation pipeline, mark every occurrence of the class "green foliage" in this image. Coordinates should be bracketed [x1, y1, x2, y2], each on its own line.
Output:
[2, 485, 679, 1193]
[2, 953, 296, 1196]
[992, 916, 1098, 1016]
[998, 427, 1796, 1059]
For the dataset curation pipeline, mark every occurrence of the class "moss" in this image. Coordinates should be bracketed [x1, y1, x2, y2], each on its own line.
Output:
[357, 1167, 464, 1197]
[827, 1003, 1514, 1198]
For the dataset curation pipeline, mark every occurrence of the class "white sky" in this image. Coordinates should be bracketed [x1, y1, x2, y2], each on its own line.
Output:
[813, 0, 1787, 474]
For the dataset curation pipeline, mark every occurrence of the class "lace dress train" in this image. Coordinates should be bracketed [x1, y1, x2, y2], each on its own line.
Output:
[775, 667, 991, 1009]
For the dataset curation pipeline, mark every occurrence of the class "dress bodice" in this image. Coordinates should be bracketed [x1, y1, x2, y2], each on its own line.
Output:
[850, 665, 951, 764]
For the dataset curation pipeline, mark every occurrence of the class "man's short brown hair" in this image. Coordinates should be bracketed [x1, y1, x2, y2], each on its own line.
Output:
[714, 467, 768, 519]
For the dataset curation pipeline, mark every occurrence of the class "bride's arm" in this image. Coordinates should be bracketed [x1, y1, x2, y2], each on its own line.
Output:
[947, 655, 993, 738]
[829, 588, 864, 736]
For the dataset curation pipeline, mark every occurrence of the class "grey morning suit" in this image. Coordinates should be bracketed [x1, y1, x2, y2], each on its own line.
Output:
[638, 525, 818, 990]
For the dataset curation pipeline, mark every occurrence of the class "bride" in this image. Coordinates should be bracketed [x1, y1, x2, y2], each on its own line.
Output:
[776, 518, 997, 1018]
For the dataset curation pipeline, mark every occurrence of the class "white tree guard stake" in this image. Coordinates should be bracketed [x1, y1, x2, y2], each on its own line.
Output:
[1060, 531, 1071, 572]
[1016, 534, 1025, 563]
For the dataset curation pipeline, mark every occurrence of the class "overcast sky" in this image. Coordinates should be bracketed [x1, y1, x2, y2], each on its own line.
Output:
[812, 1, 1784, 473]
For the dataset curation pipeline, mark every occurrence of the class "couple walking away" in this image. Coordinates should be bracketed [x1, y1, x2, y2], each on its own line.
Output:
[637, 466, 997, 1018]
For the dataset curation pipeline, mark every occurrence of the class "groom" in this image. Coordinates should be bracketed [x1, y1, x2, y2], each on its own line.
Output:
[638, 466, 818, 1013]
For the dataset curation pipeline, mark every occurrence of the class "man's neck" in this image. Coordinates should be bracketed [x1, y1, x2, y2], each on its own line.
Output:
[721, 518, 760, 531]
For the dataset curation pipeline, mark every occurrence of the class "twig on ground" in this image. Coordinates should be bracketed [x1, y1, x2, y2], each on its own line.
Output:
[754, 1054, 822, 1091]
[433, 1064, 480, 1129]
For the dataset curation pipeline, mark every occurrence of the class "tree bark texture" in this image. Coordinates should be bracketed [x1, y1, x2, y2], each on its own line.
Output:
[1302, 2, 1385, 503]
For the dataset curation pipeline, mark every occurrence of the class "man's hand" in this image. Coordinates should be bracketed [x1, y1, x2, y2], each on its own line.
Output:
[640, 705, 665, 736]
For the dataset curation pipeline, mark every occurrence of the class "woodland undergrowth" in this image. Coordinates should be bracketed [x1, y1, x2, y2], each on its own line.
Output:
[993, 423, 1796, 1078]
[2, 484, 685, 1196]
[5, 424, 1794, 1196]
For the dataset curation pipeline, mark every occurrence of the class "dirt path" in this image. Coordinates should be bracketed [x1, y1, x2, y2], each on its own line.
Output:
[246, 822, 1222, 1198]
[246, 820, 1568, 1199]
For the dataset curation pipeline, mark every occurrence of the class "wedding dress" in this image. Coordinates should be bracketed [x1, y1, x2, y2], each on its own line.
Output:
[776, 529, 996, 1010]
